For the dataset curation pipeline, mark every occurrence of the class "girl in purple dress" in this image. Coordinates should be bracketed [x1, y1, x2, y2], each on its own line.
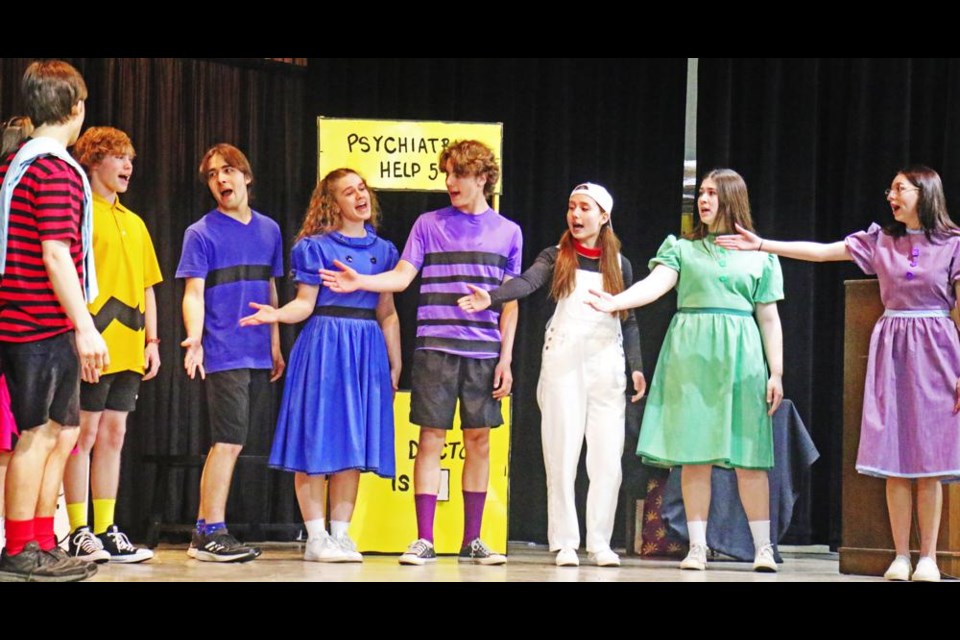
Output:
[716, 165, 960, 582]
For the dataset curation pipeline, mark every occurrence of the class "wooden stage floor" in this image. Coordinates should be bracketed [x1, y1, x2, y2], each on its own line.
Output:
[78, 543, 894, 582]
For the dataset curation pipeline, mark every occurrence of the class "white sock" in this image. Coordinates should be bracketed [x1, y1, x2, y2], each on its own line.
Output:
[748, 520, 771, 550]
[688, 520, 707, 547]
[330, 521, 350, 538]
[304, 518, 326, 540]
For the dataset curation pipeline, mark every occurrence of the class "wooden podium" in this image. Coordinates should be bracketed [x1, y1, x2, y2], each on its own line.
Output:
[841, 279, 960, 576]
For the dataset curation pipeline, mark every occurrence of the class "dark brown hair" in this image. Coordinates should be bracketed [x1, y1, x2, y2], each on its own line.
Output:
[686, 168, 755, 241]
[198, 143, 253, 184]
[883, 165, 959, 240]
[22, 60, 87, 127]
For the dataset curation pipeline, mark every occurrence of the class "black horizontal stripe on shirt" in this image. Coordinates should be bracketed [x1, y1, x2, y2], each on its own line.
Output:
[206, 265, 273, 289]
[420, 274, 502, 286]
[0, 273, 50, 283]
[419, 293, 473, 308]
[0, 317, 62, 332]
[93, 298, 145, 333]
[423, 252, 508, 268]
[6, 247, 43, 258]
[417, 318, 499, 330]
[415, 336, 501, 353]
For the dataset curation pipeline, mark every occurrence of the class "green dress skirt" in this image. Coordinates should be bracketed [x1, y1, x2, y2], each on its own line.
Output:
[637, 235, 784, 470]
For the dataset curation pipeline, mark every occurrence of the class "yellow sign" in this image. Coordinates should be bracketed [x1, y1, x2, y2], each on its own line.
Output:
[317, 117, 504, 194]
[349, 392, 511, 554]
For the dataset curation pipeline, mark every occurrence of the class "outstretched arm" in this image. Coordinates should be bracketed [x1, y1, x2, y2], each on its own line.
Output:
[755, 301, 784, 416]
[240, 283, 319, 327]
[459, 248, 554, 313]
[320, 259, 419, 294]
[586, 265, 678, 313]
[715, 223, 851, 262]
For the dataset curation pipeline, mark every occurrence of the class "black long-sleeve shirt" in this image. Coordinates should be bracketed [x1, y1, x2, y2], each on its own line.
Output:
[488, 246, 643, 374]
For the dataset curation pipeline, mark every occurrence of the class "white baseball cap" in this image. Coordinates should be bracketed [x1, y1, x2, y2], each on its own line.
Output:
[570, 182, 613, 214]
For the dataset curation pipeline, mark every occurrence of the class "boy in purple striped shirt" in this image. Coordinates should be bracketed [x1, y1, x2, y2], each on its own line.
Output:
[321, 140, 521, 565]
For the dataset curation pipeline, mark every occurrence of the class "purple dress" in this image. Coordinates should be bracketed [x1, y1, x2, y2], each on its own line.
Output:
[845, 223, 960, 479]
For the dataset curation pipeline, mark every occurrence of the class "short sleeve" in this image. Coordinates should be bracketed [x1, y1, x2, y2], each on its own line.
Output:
[400, 216, 427, 270]
[754, 253, 785, 303]
[140, 221, 163, 288]
[175, 228, 209, 279]
[505, 225, 523, 278]
[271, 225, 285, 278]
[384, 241, 400, 271]
[648, 235, 680, 272]
[290, 238, 323, 285]
[844, 223, 882, 276]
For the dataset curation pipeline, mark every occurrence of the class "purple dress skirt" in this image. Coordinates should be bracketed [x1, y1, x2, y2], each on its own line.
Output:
[845, 224, 960, 479]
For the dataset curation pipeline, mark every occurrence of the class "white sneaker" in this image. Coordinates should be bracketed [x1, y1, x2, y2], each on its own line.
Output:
[555, 547, 579, 567]
[752, 543, 777, 573]
[911, 556, 940, 582]
[332, 533, 363, 563]
[884, 555, 912, 581]
[304, 532, 349, 562]
[680, 543, 708, 571]
[588, 548, 620, 567]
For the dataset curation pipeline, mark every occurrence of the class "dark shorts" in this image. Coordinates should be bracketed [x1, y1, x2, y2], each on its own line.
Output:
[409, 349, 503, 430]
[80, 370, 142, 413]
[205, 368, 270, 446]
[0, 331, 80, 430]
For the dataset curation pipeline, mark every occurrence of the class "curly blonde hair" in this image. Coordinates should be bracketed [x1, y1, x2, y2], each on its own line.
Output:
[296, 168, 380, 241]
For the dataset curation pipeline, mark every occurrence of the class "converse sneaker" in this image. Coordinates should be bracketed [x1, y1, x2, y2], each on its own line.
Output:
[67, 526, 110, 563]
[555, 547, 579, 567]
[0, 542, 89, 582]
[588, 548, 621, 567]
[195, 529, 258, 563]
[680, 543, 708, 571]
[458, 538, 506, 565]
[333, 532, 363, 563]
[752, 543, 778, 573]
[98, 525, 154, 564]
[398, 538, 436, 566]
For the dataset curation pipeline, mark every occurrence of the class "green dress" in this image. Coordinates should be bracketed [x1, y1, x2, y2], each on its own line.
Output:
[637, 235, 784, 470]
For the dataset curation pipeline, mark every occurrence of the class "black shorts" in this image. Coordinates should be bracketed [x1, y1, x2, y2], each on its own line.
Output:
[80, 370, 142, 413]
[205, 368, 270, 446]
[0, 331, 80, 430]
[409, 349, 503, 430]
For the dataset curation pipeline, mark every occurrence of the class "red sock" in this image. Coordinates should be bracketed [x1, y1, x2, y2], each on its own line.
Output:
[5, 519, 34, 555]
[34, 517, 56, 551]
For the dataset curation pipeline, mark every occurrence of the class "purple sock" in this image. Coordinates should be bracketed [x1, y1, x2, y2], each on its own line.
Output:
[462, 491, 487, 546]
[415, 494, 437, 543]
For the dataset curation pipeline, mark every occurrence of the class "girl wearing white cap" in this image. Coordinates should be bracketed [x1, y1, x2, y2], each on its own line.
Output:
[459, 182, 645, 567]
[587, 169, 784, 573]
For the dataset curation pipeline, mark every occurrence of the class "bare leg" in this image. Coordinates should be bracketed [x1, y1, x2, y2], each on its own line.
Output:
[294, 472, 326, 522]
[462, 428, 490, 493]
[734, 468, 770, 522]
[329, 470, 360, 523]
[680, 464, 713, 522]
[198, 443, 242, 523]
[62, 410, 100, 506]
[886, 477, 912, 557]
[916, 477, 943, 559]
[413, 428, 446, 495]
[89, 410, 127, 502]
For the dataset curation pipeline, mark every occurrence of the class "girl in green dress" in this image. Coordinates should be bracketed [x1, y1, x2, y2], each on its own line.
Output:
[587, 169, 784, 572]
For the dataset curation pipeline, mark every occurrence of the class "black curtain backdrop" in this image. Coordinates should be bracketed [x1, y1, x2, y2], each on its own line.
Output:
[697, 58, 960, 547]
[1, 57, 687, 547]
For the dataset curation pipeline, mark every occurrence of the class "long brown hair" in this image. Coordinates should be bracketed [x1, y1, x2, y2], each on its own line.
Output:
[297, 168, 380, 241]
[550, 222, 626, 321]
[686, 168, 755, 240]
[883, 165, 960, 240]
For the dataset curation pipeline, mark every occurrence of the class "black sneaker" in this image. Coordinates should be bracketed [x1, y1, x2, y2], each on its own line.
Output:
[97, 525, 154, 564]
[68, 526, 111, 563]
[0, 541, 89, 582]
[458, 538, 507, 565]
[187, 529, 201, 558]
[195, 530, 259, 563]
[398, 538, 436, 566]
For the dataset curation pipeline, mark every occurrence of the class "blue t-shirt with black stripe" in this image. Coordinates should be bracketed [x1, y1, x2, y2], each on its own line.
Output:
[176, 209, 284, 373]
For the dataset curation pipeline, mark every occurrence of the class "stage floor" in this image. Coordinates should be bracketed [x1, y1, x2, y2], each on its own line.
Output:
[80, 543, 888, 582]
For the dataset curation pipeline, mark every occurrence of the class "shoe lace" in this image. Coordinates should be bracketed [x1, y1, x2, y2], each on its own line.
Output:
[408, 539, 430, 555]
[74, 530, 104, 553]
[336, 535, 358, 552]
[106, 529, 137, 553]
[470, 539, 491, 555]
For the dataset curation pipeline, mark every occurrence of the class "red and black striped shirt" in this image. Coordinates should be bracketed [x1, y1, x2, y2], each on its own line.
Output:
[0, 143, 84, 343]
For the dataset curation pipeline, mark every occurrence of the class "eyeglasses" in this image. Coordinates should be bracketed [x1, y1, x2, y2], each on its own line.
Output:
[885, 186, 920, 197]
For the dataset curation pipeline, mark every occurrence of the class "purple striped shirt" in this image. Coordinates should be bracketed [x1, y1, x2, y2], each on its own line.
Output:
[401, 206, 523, 359]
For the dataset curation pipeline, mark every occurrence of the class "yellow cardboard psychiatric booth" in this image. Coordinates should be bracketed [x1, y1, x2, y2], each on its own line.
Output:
[320, 117, 509, 554]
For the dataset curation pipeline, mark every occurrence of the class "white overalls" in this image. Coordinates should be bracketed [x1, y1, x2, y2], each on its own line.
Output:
[536, 266, 626, 553]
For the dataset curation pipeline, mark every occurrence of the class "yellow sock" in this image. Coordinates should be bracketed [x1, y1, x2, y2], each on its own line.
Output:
[67, 502, 88, 532]
[93, 499, 116, 535]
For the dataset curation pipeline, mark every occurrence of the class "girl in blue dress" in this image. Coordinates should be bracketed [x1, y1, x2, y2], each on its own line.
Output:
[241, 168, 401, 563]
